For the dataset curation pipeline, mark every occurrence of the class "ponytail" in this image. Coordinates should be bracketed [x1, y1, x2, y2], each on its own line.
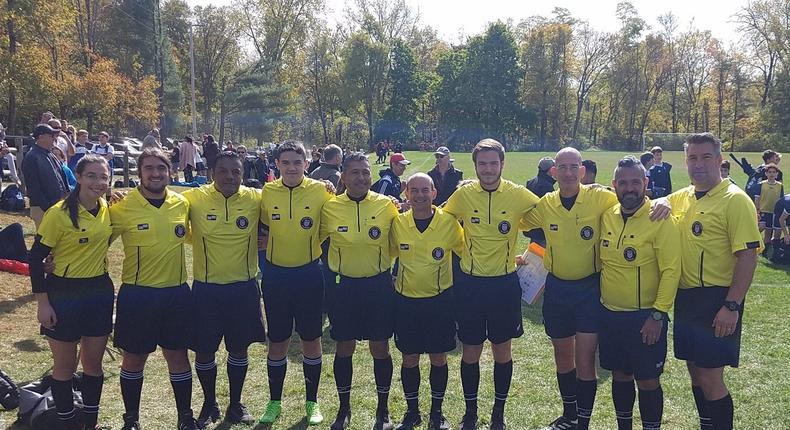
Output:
[62, 184, 82, 229]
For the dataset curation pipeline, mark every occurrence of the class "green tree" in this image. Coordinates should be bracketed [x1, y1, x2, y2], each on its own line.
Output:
[341, 31, 389, 146]
[376, 39, 426, 144]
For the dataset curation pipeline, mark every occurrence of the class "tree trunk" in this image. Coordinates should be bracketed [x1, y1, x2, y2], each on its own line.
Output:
[6, 0, 17, 133]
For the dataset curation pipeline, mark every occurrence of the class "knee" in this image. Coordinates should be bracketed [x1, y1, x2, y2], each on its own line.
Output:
[428, 354, 447, 367]
[369, 342, 390, 360]
[612, 371, 634, 383]
[335, 341, 356, 358]
[461, 344, 483, 363]
[267, 341, 288, 359]
[162, 349, 190, 371]
[122, 353, 147, 372]
[302, 339, 322, 357]
[491, 342, 512, 363]
[401, 354, 420, 368]
[636, 379, 660, 391]
[195, 352, 216, 364]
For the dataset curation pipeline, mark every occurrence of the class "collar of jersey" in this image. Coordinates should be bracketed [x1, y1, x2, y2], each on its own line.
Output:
[274, 177, 309, 189]
[206, 183, 247, 200]
[548, 184, 590, 207]
[613, 197, 650, 219]
[130, 187, 176, 207]
[472, 179, 506, 193]
[404, 206, 440, 231]
[339, 191, 372, 202]
[60, 197, 109, 215]
[690, 179, 731, 200]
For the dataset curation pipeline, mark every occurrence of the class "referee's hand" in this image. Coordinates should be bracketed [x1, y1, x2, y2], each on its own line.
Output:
[713, 307, 739, 338]
[640, 318, 662, 345]
[37, 302, 57, 329]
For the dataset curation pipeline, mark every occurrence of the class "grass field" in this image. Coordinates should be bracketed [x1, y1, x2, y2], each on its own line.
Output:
[1, 150, 788, 429]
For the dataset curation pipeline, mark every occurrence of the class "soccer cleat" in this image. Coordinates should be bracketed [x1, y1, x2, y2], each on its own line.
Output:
[330, 408, 352, 430]
[374, 409, 395, 430]
[226, 402, 255, 424]
[458, 414, 479, 430]
[177, 412, 199, 430]
[428, 413, 451, 430]
[542, 416, 578, 430]
[489, 416, 507, 430]
[305, 400, 324, 425]
[396, 410, 422, 429]
[120, 413, 141, 430]
[196, 402, 221, 428]
[258, 400, 282, 424]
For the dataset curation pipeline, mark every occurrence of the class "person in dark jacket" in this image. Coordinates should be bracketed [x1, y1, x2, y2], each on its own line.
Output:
[254, 150, 272, 182]
[203, 134, 219, 181]
[21, 124, 69, 228]
[524, 157, 556, 247]
[372, 153, 409, 201]
[427, 146, 463, 206]
[648, 146, 672, 198]
[309, 144, 343, 193]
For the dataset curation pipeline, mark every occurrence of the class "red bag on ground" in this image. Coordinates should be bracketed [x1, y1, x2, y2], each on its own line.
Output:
[0, 259, 29, 276]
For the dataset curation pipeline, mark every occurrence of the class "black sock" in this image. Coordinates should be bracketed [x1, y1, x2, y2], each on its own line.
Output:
[492, 360, 513, 419]
[691, 386, 713, 429]
[373, 356, 393, 414]
[611, 380, 635, 430]
[401, 366, 420, 412]
[638, 386, 663, 430]
[266, 356, 286, 402]
[707, 393, 733, 430]
[576, 379, 597, 430]
[460, 361, 480, 418]
[81, 373, 104, 427]
[334, 356, 353, 409]
[771, 238, 782, 259]
[195, 359, 217, 407]
[51, 377, 76, 422]
[303, 355, 322, 402]
[120, 369, 144, 418]
[429, 364, 448, 416]
[557, 369, 578, 420]
[228, 355, 249, 406]
[169, 370, 193, 415]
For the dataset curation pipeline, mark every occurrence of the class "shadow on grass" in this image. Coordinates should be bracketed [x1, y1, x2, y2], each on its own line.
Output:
[13, 339, 42, 352]
[0, 293, 34, 314]
[763, 261, 790, 278]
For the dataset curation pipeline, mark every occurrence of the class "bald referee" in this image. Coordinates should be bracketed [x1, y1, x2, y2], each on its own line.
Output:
[599, 156, 680, 430]
[259, 141, 333, 426]
[182, 151, 266, 427]
[110, 149, 197, 430]
[320, 152, 400, 430]
[443, 139, 540, 430]
[389, 173, 464, 430]
[668, 133, 761, 430]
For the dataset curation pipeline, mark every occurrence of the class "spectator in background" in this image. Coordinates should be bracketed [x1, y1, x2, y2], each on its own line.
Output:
[524, 157, 556, 248]
[581, 159, 598, 185]
[309, 144, 343, 193]
[1, 136, 21, 187]
[52, 147, 77, 190]
[254, 150, 272, 183]
[237, 145, 254, 180]
[204, 134, 219, 182]
[49, 119, 75, 162]
[648, 146, 672, 197]
[21, 124, 69, 228]
[373, 153, 410, 202]
[427, 146, 463, 205]
[721, 160, 736, 185]
[308, 149, 322, 174]
[142, 128, 162, 150]
[179, 136, 198, 183]
[640, 152, 656, 198]
[69, 129, 90, 171]
[39, 111, 54, 124]
[92, 131, 114, 172]
[170, 141, 181, 182]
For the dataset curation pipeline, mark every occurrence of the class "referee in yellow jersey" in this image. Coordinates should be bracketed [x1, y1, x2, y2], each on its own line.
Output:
[320, 152, 400, 430]
[667, 133, 761, 430]
[258, 141, 332, 425]
[109, 149, 197, 430]
[389, 173, 464, 430]
[181, 151, 266, 427]
[29, 155, 113, 430]
[442, 139, 540, 430]
[598, 156, 680, 430]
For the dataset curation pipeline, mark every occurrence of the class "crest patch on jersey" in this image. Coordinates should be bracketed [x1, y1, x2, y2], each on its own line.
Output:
[236, 216, 249, 229]
[692, 221, 703, 236]
[580, 226, 594, 240]
[368, 226, 382, 240]
[623, 247, 637, 262]
[498, 220, 511, 234]
[174, 224, 186, 238]
[300, 217, 314, 229]
[432, 247, 445, 260]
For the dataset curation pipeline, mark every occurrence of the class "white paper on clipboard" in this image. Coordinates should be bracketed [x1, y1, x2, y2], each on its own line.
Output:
[517, 242, 548, 304]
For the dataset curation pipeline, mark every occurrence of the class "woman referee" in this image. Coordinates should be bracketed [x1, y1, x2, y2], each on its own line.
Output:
[30, 154, 114, 430]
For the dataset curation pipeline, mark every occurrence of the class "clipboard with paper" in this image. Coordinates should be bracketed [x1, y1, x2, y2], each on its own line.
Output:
[517, 242, 548, 304]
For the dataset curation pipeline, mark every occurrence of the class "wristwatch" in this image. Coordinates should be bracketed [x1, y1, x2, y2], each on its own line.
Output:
[650, 309, 666, 321]
[723, 301, 742, 312]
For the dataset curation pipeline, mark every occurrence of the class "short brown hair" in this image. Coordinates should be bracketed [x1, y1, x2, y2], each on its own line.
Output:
[684, 133, 721, 156]
[762, 149, 780, 163]
[76, 129, 88, 137]
[99, 131, 109, 138]
[472, 138, 505, 163]
[765, 163, 779, 173]
[137, 147, 171, 172]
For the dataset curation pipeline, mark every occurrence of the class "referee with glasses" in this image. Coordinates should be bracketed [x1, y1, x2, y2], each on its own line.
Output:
[442, 139, 540, 430]
[389, 173, 464, 430]
[320, 152, 400, 430]
[181, 151, 267, 428]
[258, 141, 333, 426]
[668, 133, 762, 430]
[109, 149, 197, 430]
[598, 156, 680, 430]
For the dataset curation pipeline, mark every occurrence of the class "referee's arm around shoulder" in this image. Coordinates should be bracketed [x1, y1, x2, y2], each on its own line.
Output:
[652, 217, 681, 313]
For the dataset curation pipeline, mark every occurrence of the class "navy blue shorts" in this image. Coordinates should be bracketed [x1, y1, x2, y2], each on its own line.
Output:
[599, 308, 668, 380]
[542, 272, 603, 339]
[114, 283, 193, 354]
[262, 260, 324, 342]
[191, 279, 266, 353]
[394, 289, 457, 355]
[759, 212, 776, 229]
[328, 272, 395, 342]
[454, 271, 523, 345]
[674, 287, 743, 368]
[41, 274, 114, 342]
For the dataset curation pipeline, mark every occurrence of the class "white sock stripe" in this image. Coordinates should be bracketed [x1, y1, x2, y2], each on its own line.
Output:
[83, 404, 99, 411]
[229, 356, 250, 366]
[404, 392, 419, 399]
[376, 386, 390, 393]
[120, 369, 144, 380]
[561, 395, 577, 401]
[169, 371, 192, 382]
[195, 360, 217, 371]
[463, 393, 478, 400]
[336, 385, 351, 394]
[57, 409, 76, 418]
[577, 408, 593, 418]
[494, 393, 508, 401]
[643, 421, 661, 429]
[615, 411, 633, 418]
[266, 357, 286, 367]
[303, 356, 323, 365]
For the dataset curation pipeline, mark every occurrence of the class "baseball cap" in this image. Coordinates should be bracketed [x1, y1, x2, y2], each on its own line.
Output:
[32, 124, 58, 138]
[434, 146, 454, 161]
[538, 157, 555, 171]
[390, 153, 411, 165]
[650, 146, 663, 153]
